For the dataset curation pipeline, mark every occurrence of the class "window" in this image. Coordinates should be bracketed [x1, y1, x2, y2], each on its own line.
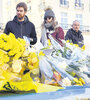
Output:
[15, 0, 18, 2]
[7, 0, 11, 6]
[75, 0, 84, 8]
[27, 2, 31, 11]
[60, 0, 67, 5]
[75, 0, 81, 4]
[76, 14, 83, 30]
[60, 12, 68, 29]
[60, 0, 69, 7]
[7, 11, 12, 21]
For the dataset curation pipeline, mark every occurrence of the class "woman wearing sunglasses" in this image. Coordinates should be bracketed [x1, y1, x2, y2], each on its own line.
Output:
[40, 8, 64, 47]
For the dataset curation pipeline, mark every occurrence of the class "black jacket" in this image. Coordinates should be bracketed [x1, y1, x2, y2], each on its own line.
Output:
[65, 28, 84, 47]
[4, 16, 37, 45]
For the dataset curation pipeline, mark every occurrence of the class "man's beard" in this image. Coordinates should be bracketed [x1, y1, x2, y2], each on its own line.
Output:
[17, 14, 25, 20]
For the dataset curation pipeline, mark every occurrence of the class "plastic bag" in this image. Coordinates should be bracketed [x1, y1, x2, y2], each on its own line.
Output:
[0, 72, 63, 93]
[39, 56, 53, 79]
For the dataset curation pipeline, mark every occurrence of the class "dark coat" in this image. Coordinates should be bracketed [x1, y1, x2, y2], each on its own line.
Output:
[65, 28, 84, 47]
[4, 16, 37, 45]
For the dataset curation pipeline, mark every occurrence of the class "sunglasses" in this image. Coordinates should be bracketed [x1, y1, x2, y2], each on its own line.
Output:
[44, 16, 53, 20]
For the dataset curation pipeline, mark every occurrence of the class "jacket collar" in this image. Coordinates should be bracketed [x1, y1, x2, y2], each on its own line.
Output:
[71, 28, 82, 34]
[13, 15, 29, 24]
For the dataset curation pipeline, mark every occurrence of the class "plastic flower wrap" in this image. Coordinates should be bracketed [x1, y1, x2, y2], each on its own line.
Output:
[48, 34, 64, 52]
[66, 61, 90, 84]
[38, 51, 61, 86]
[38, 51, 72, 86]
[39, 56, 53, 79]
[43, 43, 89, 86]
[0, 68, 21, 81]
[36, 35, 90, 86]
[61, 40, 87, 59]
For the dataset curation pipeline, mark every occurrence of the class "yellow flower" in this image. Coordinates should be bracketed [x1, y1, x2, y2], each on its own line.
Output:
[6, 34, 26, 58]
[70, 43, 73, 45]
[28, 65, 34, 70]
[48, 39, 51, 46]
[74, 44, 79, 47]
[0, 33, 8, 41]
[13, 52, 22, 60]
[8, 50, 16, 56]
[81, 45, 85, 50]
[18, 38, 26, 46]
[20, 66, 25, 75]
[8, 32, 16, 39]
[22, 49, 30, 57]
[12, 59, 23, 73]
[32, 57, 38, 64]
[0, 64, 9, 70]
[28, 52, 39, 70]
[66, 40, 69, 43]
[3, 42, 12, 51]
[79, 77, 85, 84]
[38, 51, 45, 56]
[78, 81, 83, 86]
[73, 78, 79, 83]
[71, 71, 76, 76]
[75, 84, 82, 86]
[0, 40, 5, 49]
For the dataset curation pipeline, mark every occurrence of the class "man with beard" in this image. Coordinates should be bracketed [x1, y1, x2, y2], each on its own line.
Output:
[40, 8, 64, 47]
[65, 20, 84, 47]
[4, 2, 37, 45]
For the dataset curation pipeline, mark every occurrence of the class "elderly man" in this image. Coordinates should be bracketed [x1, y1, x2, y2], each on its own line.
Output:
[65, 20, 84, 47]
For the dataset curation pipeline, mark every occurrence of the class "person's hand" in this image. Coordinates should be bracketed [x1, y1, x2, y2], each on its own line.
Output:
[55, 27, 59, 33]
[30, 38, 33, 42]
[78, 41, 84, 47]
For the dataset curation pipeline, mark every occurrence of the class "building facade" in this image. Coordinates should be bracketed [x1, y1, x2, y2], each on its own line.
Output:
[0, 0, 90, 33]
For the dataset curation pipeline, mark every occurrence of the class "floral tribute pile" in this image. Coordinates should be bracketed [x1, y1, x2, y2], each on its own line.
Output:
[0, 33, 90, 94]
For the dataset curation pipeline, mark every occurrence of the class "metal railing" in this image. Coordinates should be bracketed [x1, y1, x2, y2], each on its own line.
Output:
[60, 23, 90, 32]
[0, 23, 90, 34]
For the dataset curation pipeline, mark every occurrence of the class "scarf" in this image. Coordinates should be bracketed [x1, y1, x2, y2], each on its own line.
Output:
[40, 21, 57, 47]
[40, 26, 48, 47]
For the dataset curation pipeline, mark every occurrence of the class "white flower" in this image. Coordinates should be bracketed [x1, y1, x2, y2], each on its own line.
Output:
[80, 66, 88, 73]
[57, 61, 68, 70]
[62, 77, 71, 86]
[12, 59, 23, 73]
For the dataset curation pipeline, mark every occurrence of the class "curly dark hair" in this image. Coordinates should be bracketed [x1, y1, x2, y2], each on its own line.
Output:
[16, 2, 27, 12]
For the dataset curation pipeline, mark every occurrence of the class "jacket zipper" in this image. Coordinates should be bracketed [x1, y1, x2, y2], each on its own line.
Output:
[21, 24, 23, 38]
